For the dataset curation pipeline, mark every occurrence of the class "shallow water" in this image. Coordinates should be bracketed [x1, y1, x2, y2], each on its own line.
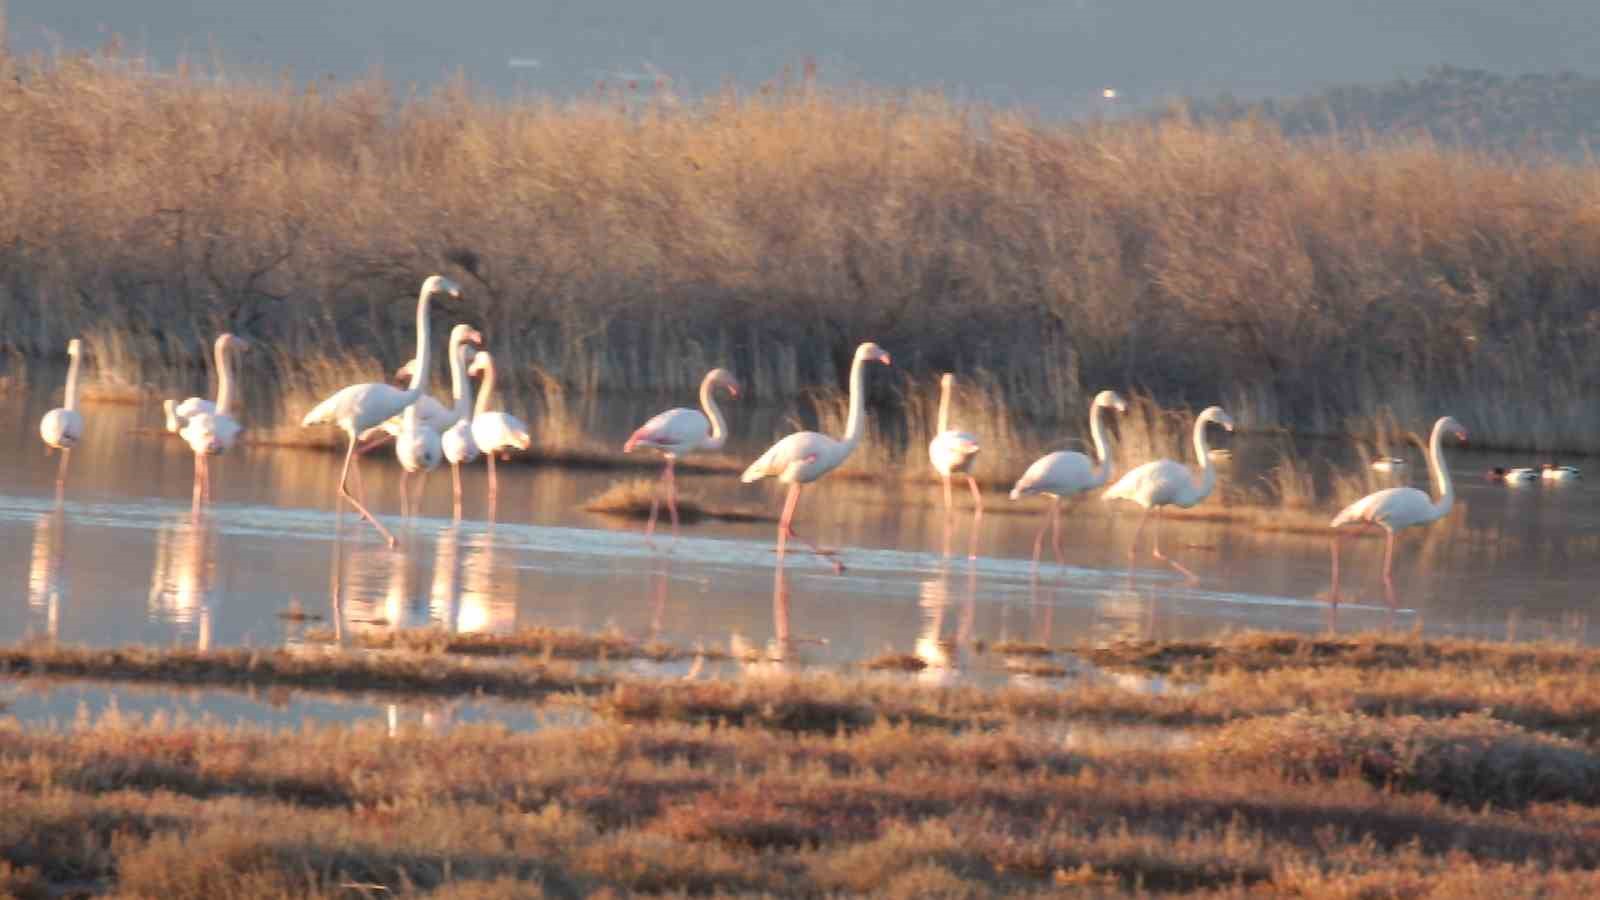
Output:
[3, 388, 1599, 706]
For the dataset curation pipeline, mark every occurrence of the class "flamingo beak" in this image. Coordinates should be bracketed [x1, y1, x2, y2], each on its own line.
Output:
[727, 381, 741, 398]
[468, 330, 484, 345]
[1115, 400, 1129, 413]
[877, 351, 892, 366]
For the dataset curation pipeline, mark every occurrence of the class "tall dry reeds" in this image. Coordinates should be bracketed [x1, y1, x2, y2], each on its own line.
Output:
[3, 46, 1600, 453]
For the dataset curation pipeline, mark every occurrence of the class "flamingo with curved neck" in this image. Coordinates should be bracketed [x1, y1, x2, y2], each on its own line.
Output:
[1103, 405, 1235, 582]
[927, 373, 983, 557]
[623, 367, 741, 543]
[1009, 390, 1129, 568]
[301, 275, 462, 546]
[466, 351, 532, 508]
[179, 334, 252, 511]
[1330, 416, 1467, 609]
[397, 324, 480, 518]
[740, 342, 892, 573]
[39, 338, 86, 498]
[441, 341, 482, 520]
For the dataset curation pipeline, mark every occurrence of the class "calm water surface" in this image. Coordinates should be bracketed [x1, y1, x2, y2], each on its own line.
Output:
[3, 387, 1599, 731]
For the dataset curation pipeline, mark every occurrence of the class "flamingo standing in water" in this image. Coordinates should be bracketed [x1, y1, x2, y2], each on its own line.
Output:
[467, 351, 532, 505]
[300, 275, 462, 547]
[1330, 416, 1467, 607]
[740, 342, 892, 573]
[1103, 405, 1234, 583]
[927, 373, 983, 557]
[396, 325, 480, 518]
[176, 334, 251, 510]
[1009, 390, 1129, 569]
[441, 342, 482, 521]
[39, 338, 86, 498]
[624, 367, 740, 543]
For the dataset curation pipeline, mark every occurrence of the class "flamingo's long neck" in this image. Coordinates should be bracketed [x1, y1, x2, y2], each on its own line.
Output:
[1189, 415, 1218, 504]
[63, 348, 81, 413]
[214, 339, 236, 418]
[1089, 401, 1116, 486]
[1427, 419, 1455, 520]
[448, 336, 472, 423]
[473, 355, 496, 420]
[937, 377, 952, 433]
[404, 287, 435, 403]
[700, 373, 728, 450]
[839, 354, 871, 453]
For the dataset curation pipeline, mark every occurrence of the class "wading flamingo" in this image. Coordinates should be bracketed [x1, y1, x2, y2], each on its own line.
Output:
[39, 339, 86, 498]
[441, 343, 481, 521]
[1330, 416, 1467, 608]
[467, 351, 531, 505]
[1009, 390, 1129, 569]
[740, 342, 892, 573]
[179, 334, 251, 510]
[623, 367, 740, 543]
[1103, 406, 1234, 583]
[300, 275, 462, 547]
[927, 373, 983, 557]
[396, 325, 480, 518]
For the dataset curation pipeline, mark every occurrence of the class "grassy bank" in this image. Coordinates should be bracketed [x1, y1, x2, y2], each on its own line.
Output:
[5, 632, 1600, 896]
[4, 46, 1600, 457]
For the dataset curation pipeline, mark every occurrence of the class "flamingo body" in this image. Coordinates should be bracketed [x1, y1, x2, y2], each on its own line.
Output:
[472, 412, 531, 456]
[626, 368, 739, 542]
[442, 420, 479, 466]
[1010, 452, 1098, 500]
[1103, 405, 1234, 581]
[165, 397, 215, 433]
[39, 408, 83, 450]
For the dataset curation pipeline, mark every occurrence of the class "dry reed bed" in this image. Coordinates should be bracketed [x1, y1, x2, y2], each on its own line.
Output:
[4, 705, 1600, 896]
[7, 48, 1600, 457]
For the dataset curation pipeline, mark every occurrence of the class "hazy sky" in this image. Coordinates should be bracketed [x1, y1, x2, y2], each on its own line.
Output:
[9, 2, 1600, 114]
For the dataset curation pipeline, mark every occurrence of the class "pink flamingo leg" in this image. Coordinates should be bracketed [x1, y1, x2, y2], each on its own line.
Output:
[776, 483, 843, 574]
[1149, 510, 1197, 583]
[486, 454, 498, 505]
[191, 456, 204, 514]
[399, 471, 411, 518]
[965, 475, 983, 560]
[338, 435, 397, 548]
[451, 463, 463, 521]
[643, 464, 665, 544]
[1051, 497, 1065, 564]
[54, 448, 70, 504]
[665, 458, 680, 539]
[1127, 508, 1151, 563]
[412, 469, 429, 518]
[1382, 528, 1398, 610]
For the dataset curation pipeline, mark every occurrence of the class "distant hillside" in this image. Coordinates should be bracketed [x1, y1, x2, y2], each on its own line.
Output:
[1174, 66, 1600, 158]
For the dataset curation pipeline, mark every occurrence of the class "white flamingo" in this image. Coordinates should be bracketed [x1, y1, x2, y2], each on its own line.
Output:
[178, 334, 251, 510]
[467, 351, 532, 505]
[441, 341, 482, 520]
[1010, 390, 1128, 568]
[740, 342, 892, 573]
[300, 275, 462, 547]
[927, 373, 983, 557]
[1103, 405, 1235, 582]
[1330, 416, 1467, 607]
[623, 367, 740, 542]
[395, 324, 480, 518]
[39, 338, 86, 497]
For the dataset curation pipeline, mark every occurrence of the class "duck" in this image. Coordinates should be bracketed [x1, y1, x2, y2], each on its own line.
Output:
[1486, 466, 1539, 483]
[1541, 463, 1581, 481]
[1370, 457, 1406, 473]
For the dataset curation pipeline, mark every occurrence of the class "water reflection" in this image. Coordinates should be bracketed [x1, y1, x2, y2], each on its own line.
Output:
[26, 509, 67, 638]
[146, 513, 216, 648]
[431, 525, 516, 634]
[914, 558, 977, 685]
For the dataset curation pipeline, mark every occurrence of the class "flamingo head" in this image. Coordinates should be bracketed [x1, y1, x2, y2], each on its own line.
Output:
[468, 351, 492, 379]
[448, 324, 484, 352]
[1199, 406, 1235, 432]
[1437, 416, 1468, 445]
[218, 333, 252, 354]
[66, 338, 82, 357]
[706, 367, 740, 398]
[422, 275, 463, 299]
[940, 372, 955, 390]
[856, 342, 891, 366]
[394, 358, 418, 384]
[1094, 390, 1128, 413]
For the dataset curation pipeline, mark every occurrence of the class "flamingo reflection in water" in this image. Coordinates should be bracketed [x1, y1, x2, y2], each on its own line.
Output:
[147, 513, 218, 649]
[428, 525, 517, 635]
[913, 556, 977, 686]
[27, 510, 68, 639]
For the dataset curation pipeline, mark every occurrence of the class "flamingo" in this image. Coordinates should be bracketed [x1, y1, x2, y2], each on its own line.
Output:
[300, 275, 462, 547]
[927, 373, 983, 557]
[1541, 463, 1581, 481]
[1103, 405, 1235, 583]
[1330, 416, 1467, 607]
[441, 340, 483, 520]
[623, 367, 740, 542]
[39, 338, 86, 498]
[467, 351, 532, 505]
[396, 324, 481, 518]
[1009, 390, 1129, 568]
[177, 334, 251, 510]
[740, 342, 892, 573]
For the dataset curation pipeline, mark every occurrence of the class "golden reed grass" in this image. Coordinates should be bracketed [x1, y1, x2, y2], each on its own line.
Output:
[5, 44, 1600, 466]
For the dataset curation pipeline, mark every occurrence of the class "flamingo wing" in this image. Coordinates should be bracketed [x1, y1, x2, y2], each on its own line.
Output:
[1330, 487, 1435, 531]
[625, 408, 709, 453]
[472, 411, 532, 454]
[929, 429, 981, 475]
[39, 409, 84, 449]
[182, 412, 243, 455]
[741, 431, 835, 484]
[1103, 459, 1191, 508]
[1010, 450, 1096, 500]
[442, 421, 479, 465]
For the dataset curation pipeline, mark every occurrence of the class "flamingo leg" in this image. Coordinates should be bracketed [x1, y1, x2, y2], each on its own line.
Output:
[54, 448, 71, 497]
[643, 462, 665, 545]
[965, 475, 983, 560]
[1381, 529, 1398, 610]
[776, 483, 800, 563]
[338, 434, 397, 548]
[777, 483, 843, 574]
[486, 454, 498, 505]
[940, 474, 954, 558]
[1128, 508, 1151, 563]
[413, 469, 429, 518]
[665, 458, 680, 539]
[192, 455, 205, 515]
[399, 471, 411, 518]
[451, 463, 463, 521]
[1030, 502, 1050, 570]
[1051, 496, 1065, 564]
[1149, 510, 1198, 583]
